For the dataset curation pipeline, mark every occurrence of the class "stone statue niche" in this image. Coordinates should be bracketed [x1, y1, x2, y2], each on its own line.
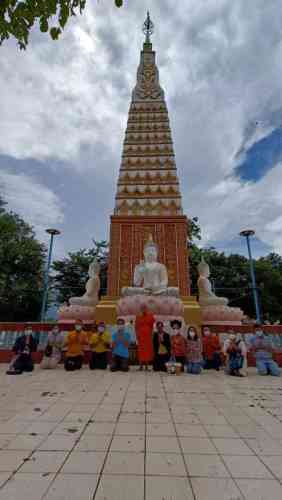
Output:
[122, 235, 179, 297]
[70, 259, 101, 307]
[197, 258, 228, 307]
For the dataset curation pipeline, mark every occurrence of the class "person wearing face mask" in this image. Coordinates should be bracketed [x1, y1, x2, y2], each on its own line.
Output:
[6, 325, 37, 375]
[40, 325, 64, 369]
[202, 326, 222, 370]
[186, 326, 202, 374]
[171, 320, 187, 369]
[110, 318, 131, 372]
[224, 333, 244, 377]
[89, 321, 111, 370]
[153, 321, 171, 372]
[64, 319, 87, 371]
[250, 327, 281, 376]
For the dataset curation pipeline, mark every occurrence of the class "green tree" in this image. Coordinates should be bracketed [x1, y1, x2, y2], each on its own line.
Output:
[0, 0, 123, 50]
[0, 205, 46, 321]
[255, 254, 282, 322]
[188, 216, 202, 244]
[0, 196, 6, 213]
[52, 239, 108, 304]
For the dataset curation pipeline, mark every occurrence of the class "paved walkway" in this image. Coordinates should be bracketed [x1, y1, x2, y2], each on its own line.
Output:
[1, 367, 282, 499]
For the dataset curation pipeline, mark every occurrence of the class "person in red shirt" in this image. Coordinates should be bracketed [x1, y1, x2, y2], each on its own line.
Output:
[135, 305, 155, 371]
[202, 326, 222, 370]
[171, 320, 187, 368]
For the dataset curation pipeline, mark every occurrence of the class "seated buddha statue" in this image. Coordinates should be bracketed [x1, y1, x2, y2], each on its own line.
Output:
[197, 258, 228, 307]
[69, 259, 100, 307]
[121, 235, 179, 297]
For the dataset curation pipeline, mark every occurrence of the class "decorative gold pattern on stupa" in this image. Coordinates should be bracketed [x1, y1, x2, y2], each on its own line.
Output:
[114, 18, 183, 216]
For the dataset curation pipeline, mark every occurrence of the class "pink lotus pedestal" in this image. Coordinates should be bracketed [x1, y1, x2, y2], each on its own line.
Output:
[117, 295, 184, 325]
[201, 305, 244, 325]
[58, 304, 96, 323]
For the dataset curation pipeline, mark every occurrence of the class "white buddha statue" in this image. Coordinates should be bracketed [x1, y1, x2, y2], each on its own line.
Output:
[122, 235, 179, 297]
[197, 258, 228, 307]
[69, 259, 100, 307]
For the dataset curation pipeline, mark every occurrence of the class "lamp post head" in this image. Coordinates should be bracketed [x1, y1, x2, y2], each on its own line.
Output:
[239, 229, 255, 238]
[46, 228, 61, 236]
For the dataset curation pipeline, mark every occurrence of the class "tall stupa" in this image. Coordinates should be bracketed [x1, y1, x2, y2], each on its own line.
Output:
[96, 13, 200, 325]
[108, 13, 189, 295]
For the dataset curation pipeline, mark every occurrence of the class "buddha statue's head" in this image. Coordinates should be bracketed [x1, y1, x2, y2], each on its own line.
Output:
[197, 257, 210, 278]
[144, 235, 158, 263]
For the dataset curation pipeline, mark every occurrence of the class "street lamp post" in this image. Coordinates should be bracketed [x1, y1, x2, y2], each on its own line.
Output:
[40, 228, 61, 322]
[239, 229, 261, 324]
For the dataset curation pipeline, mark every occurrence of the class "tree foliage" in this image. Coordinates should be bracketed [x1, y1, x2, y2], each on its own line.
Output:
[0, 197, 46, 321]
[52, 239, 108, 304]
[0, 0, 123, 50]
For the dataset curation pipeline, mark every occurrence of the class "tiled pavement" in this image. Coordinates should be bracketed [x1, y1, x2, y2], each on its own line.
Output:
[1, 367, 282, 499]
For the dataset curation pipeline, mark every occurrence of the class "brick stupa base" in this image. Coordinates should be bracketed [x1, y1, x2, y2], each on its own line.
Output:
[107, 216, 190, 297]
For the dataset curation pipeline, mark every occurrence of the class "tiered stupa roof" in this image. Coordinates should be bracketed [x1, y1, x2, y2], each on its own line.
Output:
[114, 12, 183, 217]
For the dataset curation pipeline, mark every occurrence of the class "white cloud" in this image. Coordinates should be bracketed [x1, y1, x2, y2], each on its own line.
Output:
[0, 1, 282, 256]
[0, 171, 64, 251]
[194, 162, 282, 254]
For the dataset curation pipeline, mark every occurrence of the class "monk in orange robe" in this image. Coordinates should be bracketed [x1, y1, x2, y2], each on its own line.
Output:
[135, 305, 155, 370]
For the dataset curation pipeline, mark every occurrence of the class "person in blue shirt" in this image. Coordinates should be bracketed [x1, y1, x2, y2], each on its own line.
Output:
[250, 328, 281, 376]
[110, 318, 131, 372]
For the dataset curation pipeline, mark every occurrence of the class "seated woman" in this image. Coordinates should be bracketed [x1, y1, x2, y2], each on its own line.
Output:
[171, 320, 187, 369]
[64, 319, 87, 371]
[225, 334, 244, 377]
[40, 325, 64, 369]
[250, 328, 281, 376]
[202, 327, 222, 370]
[89, 321, 111, 370]
[6, 325, 37, 375]
[186, 326, 202, 374]
[111, 318, 131, 372]
[153, 321, 171, 372]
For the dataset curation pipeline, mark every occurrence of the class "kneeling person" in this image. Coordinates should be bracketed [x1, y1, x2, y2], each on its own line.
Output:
[111, 318, 131, 372]
[64, 320, 87, 371]
[251, 328, 281, 377]
[41, 325, 64, 369]
[6, 325, 37, 375]
[89, 321, 111, 370]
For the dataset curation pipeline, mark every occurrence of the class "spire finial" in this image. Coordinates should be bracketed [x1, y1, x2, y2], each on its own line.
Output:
[143, 11, 154, 44]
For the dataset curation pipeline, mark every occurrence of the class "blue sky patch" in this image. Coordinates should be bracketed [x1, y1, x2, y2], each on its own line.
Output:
[235, 127, 282, 182]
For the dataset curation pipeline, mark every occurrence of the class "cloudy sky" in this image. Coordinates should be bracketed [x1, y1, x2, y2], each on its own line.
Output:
[1, 0, 282, 260]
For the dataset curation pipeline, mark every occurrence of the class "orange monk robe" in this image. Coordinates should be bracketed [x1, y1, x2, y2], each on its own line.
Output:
[135, 312, 155, 363]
